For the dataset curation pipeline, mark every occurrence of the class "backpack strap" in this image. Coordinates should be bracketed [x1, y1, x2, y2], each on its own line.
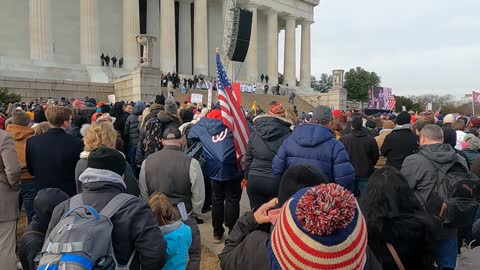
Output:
[386, 242, 405, 270]
[100, 193, 137, 219]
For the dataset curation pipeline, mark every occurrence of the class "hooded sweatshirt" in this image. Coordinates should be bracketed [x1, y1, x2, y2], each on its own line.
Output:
[20, 188, 70, 270]
[159, 221, 192, 270]
[272, 123, 355, 192]
[7, 124, 34, 182]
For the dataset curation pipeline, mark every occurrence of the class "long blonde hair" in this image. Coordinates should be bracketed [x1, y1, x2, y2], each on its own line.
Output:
[83, 122, 117, 152]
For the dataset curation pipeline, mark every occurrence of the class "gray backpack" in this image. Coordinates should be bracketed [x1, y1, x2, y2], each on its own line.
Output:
[38, 193, 137, 270]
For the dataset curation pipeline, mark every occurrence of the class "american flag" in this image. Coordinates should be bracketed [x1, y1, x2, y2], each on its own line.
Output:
[387, 95, 396, 111]
[215, 53, 251, 164]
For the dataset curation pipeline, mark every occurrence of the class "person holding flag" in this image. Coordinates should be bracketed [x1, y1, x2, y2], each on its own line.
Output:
[188, 49, 251, 244]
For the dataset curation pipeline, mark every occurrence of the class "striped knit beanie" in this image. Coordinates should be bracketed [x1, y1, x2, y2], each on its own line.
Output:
[269, 184, 368, 270]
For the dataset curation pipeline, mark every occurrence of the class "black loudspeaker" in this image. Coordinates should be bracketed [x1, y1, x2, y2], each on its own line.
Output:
[227, 8, 252, 62]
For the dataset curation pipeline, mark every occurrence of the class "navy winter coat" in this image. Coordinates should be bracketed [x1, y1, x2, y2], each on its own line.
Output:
[272, 123, 355, 192]
[188, 117, 239, 181]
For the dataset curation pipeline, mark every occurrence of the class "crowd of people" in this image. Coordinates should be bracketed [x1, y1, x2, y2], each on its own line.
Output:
[1, 93, 480, 270]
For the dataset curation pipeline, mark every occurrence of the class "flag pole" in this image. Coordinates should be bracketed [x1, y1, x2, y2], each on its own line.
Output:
[473, 91, 475, 116]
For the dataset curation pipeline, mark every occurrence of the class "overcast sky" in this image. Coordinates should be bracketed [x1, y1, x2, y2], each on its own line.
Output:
[278, 0, 480, 97]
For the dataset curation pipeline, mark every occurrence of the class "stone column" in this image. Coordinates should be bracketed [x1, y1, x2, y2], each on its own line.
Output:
[80, 0, 100, 65]
[266, 9, 278, 85]
[194, 0, 208, 75]
[29, 0, 53, 61]
[160, 0, 176, 73]
[147, 0, 160, 68]
[283, 15, 296, 87]
[123, 0, 140, 69]
[244, 4, 258, 83]
[178, 0, 193, 75]
[300, 20, 312, 89]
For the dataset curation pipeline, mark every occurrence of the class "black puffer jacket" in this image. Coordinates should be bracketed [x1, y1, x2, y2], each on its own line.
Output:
[124, 102, 145, 148]
[244, 115, 291, 180]
[47, 169, 167, 270]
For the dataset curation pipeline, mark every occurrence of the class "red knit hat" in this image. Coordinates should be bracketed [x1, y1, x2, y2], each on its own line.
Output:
[206, 109, 222, 120]
[269, 184, 367, 269]
[269, 103, 285, 117]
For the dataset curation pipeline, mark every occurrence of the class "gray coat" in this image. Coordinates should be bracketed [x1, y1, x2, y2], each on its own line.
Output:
[456, 246, 480, 270]
[401, 143, 468, 239]
[0, 130, 21, 221]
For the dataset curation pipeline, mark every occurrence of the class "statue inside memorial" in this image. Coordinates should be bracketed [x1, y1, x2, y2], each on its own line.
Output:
[112, 56, 117, 67]
[100, 53, 105, 66]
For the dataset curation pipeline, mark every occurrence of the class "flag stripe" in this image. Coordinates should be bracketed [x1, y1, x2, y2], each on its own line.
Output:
[216, 54, 251, 162]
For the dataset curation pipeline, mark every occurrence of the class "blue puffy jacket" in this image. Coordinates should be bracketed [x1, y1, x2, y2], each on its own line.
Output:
[188, 117, 239, 181]
[272, 123, 355, 191]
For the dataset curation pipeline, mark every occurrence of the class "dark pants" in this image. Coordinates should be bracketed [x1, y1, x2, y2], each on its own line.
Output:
[435, 238, 457, 269]
[355, 176, 369, 197]
[184, 216, 201, 270]
[20, 182, 37, 224]
[202, 174, 212, 211]
[246, 175, 279, 210]
[128, 145, 139, 178]
[211, 177, 242, 236]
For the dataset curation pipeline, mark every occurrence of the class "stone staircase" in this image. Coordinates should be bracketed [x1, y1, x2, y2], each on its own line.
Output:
[163, 88, 315, 114]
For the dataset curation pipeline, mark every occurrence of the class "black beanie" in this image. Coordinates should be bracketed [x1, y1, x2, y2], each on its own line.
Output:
[277, 165, 329, 206]
[396, 111, 411, 125]
[155, 94, 166, 105]
[87, 147, 126, 176]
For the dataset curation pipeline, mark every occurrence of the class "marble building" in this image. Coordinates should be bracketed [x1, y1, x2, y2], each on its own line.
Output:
[0, 0, 319, 91]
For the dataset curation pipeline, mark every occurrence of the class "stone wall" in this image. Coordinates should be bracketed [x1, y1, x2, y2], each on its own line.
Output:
[113, 66, 162, 102]
[0, 76, 114, 102]
[301, 87, 347, 111]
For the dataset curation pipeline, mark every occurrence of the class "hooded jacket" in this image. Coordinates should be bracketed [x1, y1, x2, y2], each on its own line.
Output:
[124, 102, 145, 148]
[20, 188, 70, 270]
[401, 143, 469, 239]
[0, 129, 21, 221]
[159, 221, 192, 270]
[271, 124, 355, 191]
[375, 129, 392, 168]
[244, 115, 292, 180]
[188, 117, 239, 181]
[46, 168, 168, 270]
[75, 151, 140, 196]
[339, 127, 379, 177]
[6, 124, 34, 182]
[381, 126, 419, 170]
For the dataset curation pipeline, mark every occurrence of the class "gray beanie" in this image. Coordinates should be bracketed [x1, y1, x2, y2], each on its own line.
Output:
[312, 105, 332, 122]
[164, 97, 178, 116]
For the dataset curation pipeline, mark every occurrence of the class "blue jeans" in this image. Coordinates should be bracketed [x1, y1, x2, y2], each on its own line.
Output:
[435, 238, 457, 269]
[355, 177, 369, 197]
[20, 182, 37, 224]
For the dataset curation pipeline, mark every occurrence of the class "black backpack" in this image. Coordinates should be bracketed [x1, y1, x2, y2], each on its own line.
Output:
[420, 153, 480, 227]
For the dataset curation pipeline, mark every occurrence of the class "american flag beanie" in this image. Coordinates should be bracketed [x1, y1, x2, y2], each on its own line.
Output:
[269, 184, 368, 270]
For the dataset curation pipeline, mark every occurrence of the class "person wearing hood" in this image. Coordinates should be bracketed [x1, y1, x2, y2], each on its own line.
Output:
[19, 188, 69, 270]
[244, 103, 292, 209]
[401, 124, 469, 270]
[6, 111, 36, 223]
[124, 101, 145, 176]
[188, 109, 243, 244]
[47, 147, 168, 270]
[272, 105, 355, 192]
[442, 113, 455, 128]
[381, 111, 419, 170]
[361, 167, 436, 270]
[461, 133, 480, 166]
[340, 116, 379, 195]
[80, 97, 97, 122]
[75, 122, 139, 196]
[33, 104, 47, 124]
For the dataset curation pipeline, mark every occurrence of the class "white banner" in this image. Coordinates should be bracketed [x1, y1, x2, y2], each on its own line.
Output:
[191, 93, 203, 104]
[402, 106, 406, 111]
[427, 103, 432, 111]
[107, 94, 116, 104]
